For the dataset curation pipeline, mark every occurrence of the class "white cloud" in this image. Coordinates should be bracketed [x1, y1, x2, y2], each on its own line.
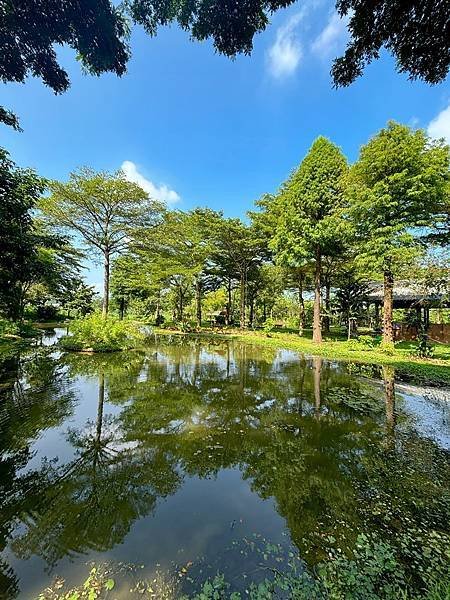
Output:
[266, 12, 305, 79]
[427, 103, 450, 144]
[121, 160, 180, 205]
[311, 11, 349, 59]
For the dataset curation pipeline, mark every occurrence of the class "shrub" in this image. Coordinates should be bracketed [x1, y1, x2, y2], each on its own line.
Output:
[59, 313, 146, 352]
[262, 317, 276, 336]
[379, 341, 396, 355]
[357, 334, 375, 349]
[0, 319, 40, 339]
[0, 319, 20, 337]
[414, 333, 434, 358]
[346, 339, 363, 351]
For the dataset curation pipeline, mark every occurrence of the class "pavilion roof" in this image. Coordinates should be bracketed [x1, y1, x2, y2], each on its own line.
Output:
[366, 280, 449, 308]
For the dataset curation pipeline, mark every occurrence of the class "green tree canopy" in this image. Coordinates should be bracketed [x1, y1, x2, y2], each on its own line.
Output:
[210, 219, 267, 329]
[2, 0, 449, 129]
[0, 148, 47, 320]
[40, 167, 163, 316]
[272, 137, 348, 343]
[348, 121, 450, 343]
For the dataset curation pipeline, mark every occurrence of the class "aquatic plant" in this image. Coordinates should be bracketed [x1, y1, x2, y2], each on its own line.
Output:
[58, 313, 146, 352]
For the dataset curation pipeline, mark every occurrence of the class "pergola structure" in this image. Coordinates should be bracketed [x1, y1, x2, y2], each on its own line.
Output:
[366, 280, 449, 328]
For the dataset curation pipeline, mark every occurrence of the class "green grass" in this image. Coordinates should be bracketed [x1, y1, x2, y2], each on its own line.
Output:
[155, 326, 450, 386]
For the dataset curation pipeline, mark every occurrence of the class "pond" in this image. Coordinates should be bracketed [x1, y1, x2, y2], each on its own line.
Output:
[0, 331, 449, 598]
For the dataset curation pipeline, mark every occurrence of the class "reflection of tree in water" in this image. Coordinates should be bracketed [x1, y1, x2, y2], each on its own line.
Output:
[0, 348, 77, 597]
[111, 339, 449, 576]
[11, 366, 181, 569]
[0, 338, 449, 594]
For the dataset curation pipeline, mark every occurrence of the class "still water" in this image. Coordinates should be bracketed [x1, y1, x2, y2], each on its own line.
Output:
[0, 331, 449, 598]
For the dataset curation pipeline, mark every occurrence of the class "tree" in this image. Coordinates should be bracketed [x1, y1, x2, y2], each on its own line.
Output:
[62, 281, 97, 318]
[334, 268, 369, 339]
[272, 137, 348, 343]
[0, 0, 129, 129]
[331, 0, 450, 87]
[40, 168, 162, 316]
[211, 219, 266, 329]
[348, 122, 449, 343]
[0, 148, 46, 320]
[125, 208, 221, 325]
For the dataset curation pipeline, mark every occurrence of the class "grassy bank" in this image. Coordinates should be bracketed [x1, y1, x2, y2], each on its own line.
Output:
[155, 327, 450, 386]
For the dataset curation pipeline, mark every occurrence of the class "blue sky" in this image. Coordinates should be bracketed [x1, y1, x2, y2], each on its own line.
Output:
[1, 0, 449, 288]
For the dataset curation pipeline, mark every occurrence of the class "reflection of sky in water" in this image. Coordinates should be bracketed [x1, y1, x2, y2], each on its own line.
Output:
[0, 333, 449, 598]
[397, 384, 450, 450]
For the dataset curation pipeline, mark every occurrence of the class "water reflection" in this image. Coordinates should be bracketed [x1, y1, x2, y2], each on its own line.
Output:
[0, 337, 448, 598]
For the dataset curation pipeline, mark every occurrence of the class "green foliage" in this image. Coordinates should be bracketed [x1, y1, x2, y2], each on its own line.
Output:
[379, 341, 396, 356]
[0, 147, 47, 320]
[0, 319, 20, 337]
[272, 137, 349, 266]
[357, 335, 375, 349]
[37, 567, 115, 600]
[348, 122, 449, 279]
[343, 335, 377, 354]
[59, 314, 145, 352]
[2, 0, 449, 130]
[0, 318, 42, 340]
[262, 317, 276, 335]
[414, 334, 434, 359]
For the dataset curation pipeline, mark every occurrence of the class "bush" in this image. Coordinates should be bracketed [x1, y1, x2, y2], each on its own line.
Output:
[0, 319, 40, 339]
[345, 335, 376, 352]
[345, 339, 362, 351]
[357, 334, 375, 349]
[59, 313, 146, 352]
[0, 319, 20, 337]
[379, 341, 396, 355]
[262, 317, 276, 336]
[414, 333, 434, 358]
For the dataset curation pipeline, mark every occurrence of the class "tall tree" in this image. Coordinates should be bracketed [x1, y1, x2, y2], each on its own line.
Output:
[128, 208, 221, 326]
[40, 168, 162, 316]
[272, 137, 348, 343]
[0, 148, 46, 320]
[348, 122, 449, 343]
[211, 219, 266, 329]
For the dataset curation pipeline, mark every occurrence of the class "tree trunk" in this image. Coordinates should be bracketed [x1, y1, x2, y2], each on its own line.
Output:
[313, 248, 322, 343]
[179, 287, 184, 322]
[298, 273, 305, 335]
[323, 277, 331, 333]
[196, 277, 202, 327]
[374, 302, 380, 328]
[119, 297, 125, 320]
[155, 294, 161, 325]
[226, 279, 232, 325]
[249, 295, 255, 327]
[240, 269, 246, 330]
[383, 269, 394, 343]
[263, 299, 267, 322]
[102, 251, 110, 317]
